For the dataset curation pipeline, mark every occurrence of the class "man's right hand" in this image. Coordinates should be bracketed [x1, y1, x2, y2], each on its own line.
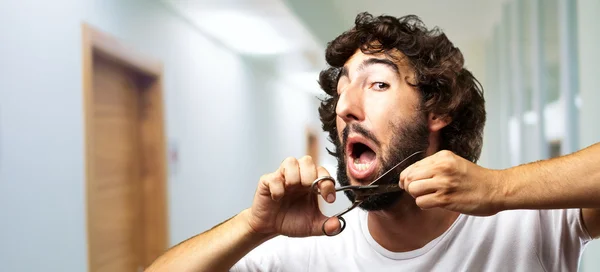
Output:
[245, 155, 342, 237]
[146, 155, 342, 272]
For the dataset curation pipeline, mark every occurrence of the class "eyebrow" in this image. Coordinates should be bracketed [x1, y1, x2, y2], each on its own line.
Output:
[339, 57, 400, 80]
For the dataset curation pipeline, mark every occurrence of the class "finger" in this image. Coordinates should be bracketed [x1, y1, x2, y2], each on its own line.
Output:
[314, 216, 342, 236]
[324, 216, 342, 236]
[399, 165, 412, 190]
[316, 166, 336, 203]
[415, 193, 443, 210]
[399, 156, 432, 189]
[402, 164, 436, 191]
[298, 156, 317, 187]
[406, 178, 438, 198]
[280, 157, 300, 188]
[265, 173, 286, 201]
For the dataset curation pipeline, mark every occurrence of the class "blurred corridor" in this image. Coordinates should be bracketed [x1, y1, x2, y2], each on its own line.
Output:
[0, 0, 599, 271]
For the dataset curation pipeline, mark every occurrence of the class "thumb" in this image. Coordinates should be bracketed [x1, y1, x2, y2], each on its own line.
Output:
[313, 215, 343, 236]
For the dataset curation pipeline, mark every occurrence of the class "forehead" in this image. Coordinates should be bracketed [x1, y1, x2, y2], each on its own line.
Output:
[342, 49, 413, 76]
[346, 48, 402, 65]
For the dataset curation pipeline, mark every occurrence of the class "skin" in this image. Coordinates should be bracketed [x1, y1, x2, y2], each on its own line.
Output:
[334, 49, 460, 251]
[146, 49, 599, 272]
[399, 145, 600, 238]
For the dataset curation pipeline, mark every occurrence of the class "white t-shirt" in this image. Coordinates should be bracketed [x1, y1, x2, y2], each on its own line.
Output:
[231, 208, 592, 271]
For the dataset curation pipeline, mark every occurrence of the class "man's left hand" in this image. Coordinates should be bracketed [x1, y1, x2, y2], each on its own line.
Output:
[399, 150, 505, 216]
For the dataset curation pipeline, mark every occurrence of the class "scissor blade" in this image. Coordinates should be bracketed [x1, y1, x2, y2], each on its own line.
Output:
[368, 151, 425, 186]
[357, 184, 404, 196]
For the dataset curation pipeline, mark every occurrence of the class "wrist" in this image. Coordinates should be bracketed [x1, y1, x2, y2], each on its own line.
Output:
[236, 209, 278, 244]
[493, 167, 524, 212]
[491, 169, 513, 213]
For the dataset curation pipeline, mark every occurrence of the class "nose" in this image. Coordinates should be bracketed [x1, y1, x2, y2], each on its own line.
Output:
[335, 84, 365, 123]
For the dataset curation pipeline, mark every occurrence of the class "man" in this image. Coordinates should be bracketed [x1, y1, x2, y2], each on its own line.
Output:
[147, 13, 599, 271]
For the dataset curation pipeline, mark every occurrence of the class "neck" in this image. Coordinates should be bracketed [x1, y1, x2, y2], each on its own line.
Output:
[367, 195, 459, 252]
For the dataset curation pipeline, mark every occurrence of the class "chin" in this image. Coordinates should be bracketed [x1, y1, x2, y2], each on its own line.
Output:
[339, 167, 405, 211]
[358, 191, 404, 211]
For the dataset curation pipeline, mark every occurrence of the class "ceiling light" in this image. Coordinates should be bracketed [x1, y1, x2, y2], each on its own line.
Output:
[192, 10, 293, 55]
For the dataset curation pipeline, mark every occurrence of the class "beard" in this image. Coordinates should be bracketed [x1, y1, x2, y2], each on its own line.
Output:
[335, 114, 430, 211]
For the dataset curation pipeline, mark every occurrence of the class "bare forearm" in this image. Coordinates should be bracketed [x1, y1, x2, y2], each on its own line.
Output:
[146, 209, 272, 272]
[499, 143, 600, 210]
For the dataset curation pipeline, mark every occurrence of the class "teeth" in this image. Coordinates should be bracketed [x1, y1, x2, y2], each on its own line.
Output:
[353, 160, 372, 171]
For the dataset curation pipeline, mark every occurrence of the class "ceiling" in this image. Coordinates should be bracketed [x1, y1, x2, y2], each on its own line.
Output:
[163, 0, 512, 58]
[162, 0, 322, 57]
[284, 0, 509, 49]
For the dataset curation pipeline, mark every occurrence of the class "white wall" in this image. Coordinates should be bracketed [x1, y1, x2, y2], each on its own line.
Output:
[0, 1, 89, 271]
[577, 0, 600, 270]
[0, 0, 320, 271]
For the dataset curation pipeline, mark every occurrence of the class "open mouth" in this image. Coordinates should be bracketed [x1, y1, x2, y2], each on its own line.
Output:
[346, 136, 379, 181]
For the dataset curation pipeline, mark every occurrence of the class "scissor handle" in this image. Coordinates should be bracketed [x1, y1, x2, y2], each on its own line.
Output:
[311, 176, 335, 193]
[322, 216, 346, 236]
[320, 201, 361, 236]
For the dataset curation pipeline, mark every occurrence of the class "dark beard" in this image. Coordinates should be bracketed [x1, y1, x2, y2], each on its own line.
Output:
[335, 115, 430, 211]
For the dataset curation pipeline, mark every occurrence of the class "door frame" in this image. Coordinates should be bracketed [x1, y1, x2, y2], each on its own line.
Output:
[305, 126, 320, 165]
[81, 23, 169, 270]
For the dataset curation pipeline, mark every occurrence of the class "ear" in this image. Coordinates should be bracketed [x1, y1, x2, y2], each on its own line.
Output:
[427, 112, 451, 132]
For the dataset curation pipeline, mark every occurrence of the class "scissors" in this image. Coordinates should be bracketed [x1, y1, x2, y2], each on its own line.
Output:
[311, 150, 425, 236]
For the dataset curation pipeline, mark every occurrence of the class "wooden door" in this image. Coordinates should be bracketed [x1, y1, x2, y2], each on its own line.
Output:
[88, 53, 145, 272]
[83, 24, 168, 272]
[306, 128, 320, 164]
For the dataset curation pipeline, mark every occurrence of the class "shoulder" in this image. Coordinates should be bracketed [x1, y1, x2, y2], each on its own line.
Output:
[460, 209, 582, 230]
[455, 209, 552, 244]
[536, 208, 592, 242]
[459, 209, 591, 246]
[444, 210, 587, 272]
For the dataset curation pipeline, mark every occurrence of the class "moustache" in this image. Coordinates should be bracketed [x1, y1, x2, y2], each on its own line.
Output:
[341, 124, 381, 153]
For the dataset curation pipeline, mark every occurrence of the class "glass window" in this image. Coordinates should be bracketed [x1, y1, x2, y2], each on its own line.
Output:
[542, 0, 560, 103]
[522, 0, 533, 112]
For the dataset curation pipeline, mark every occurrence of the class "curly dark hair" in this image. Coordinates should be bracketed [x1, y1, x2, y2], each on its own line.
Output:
[318, 12, 486, 163]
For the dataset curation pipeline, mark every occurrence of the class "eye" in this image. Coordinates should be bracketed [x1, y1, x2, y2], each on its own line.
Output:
[371, 82, 390, 91]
